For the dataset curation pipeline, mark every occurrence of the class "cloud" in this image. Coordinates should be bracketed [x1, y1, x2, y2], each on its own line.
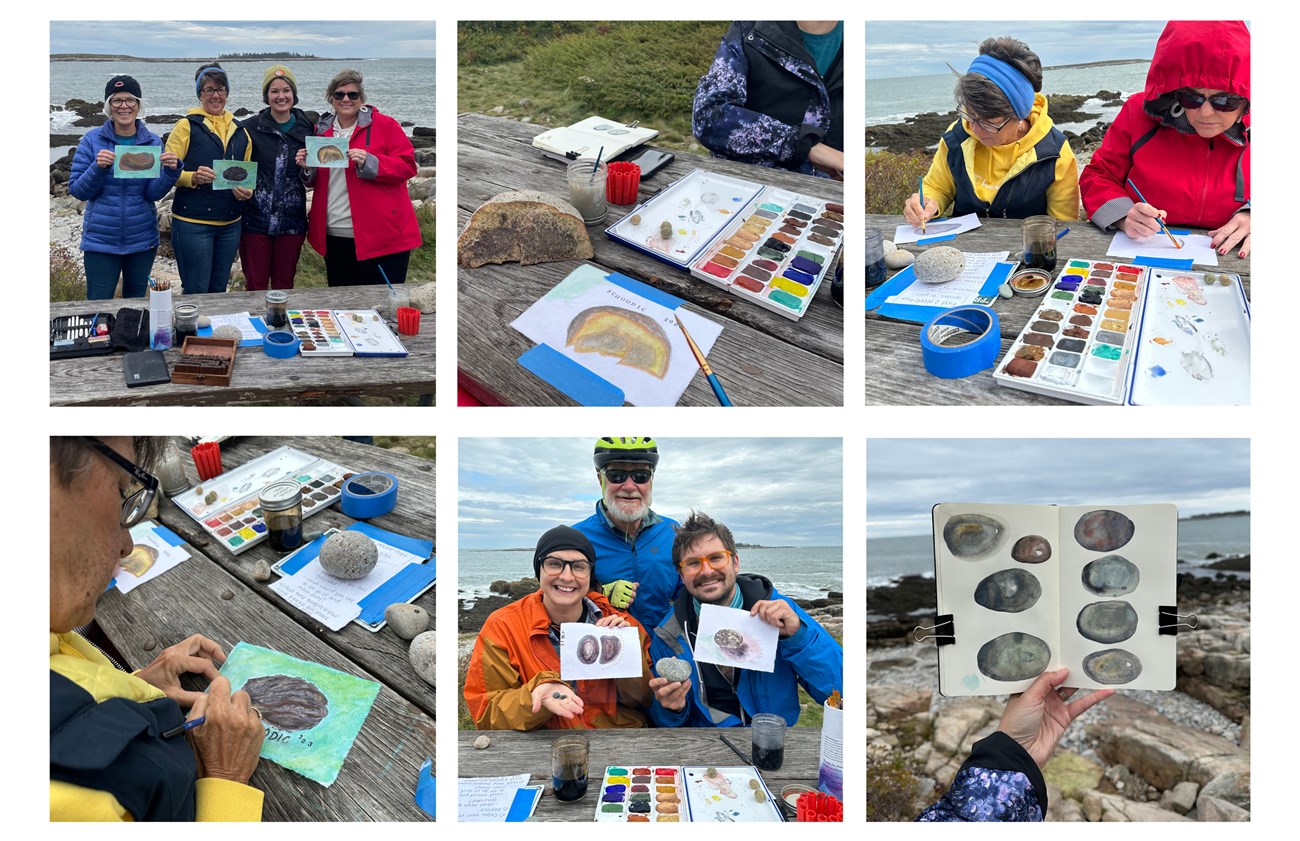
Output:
[50, 21, 435, 58]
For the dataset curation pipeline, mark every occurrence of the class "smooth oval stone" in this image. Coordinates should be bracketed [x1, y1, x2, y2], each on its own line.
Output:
[1082, 648, 1142, 684]
[976, 632, 1051, 682]
[1074, 510, 1136, 552]
[942, 513, 1009, 559]
[1077, 600, 1139, 643]
[1081, 555, 1140, 596]
[655, 656, 693, 683]
[973, 568, 1042, 612]
[1011, 535, 1052, 564]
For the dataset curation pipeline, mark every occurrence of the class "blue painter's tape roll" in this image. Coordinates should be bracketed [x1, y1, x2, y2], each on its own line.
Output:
[262, 330, 300, 358]
[340, 472, 399, 519]
[920, 305, 1001, 379]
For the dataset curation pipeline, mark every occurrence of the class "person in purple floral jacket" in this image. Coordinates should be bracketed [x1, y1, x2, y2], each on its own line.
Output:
[692, 21, 843, 180]
[918, 668, 1114, 821]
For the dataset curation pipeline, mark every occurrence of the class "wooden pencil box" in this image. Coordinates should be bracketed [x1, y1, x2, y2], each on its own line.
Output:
[172, 337, 237, 386]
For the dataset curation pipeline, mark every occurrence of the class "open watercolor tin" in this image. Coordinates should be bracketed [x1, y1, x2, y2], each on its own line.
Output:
[605, 168, 843, 321]
[286, 309, 407, 358]
[177, 446, 353, 554]
[593, 765, 684, 822]
[682, 766, 784, 822]
[994, 259, 1249, 405]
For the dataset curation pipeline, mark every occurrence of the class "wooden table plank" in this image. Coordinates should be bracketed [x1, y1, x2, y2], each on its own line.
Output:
[457, 727, 822, 822]
[94, 535, 433, 821]
[50, 287, 434, 406]
[864, 214, 1250, 405]
[457, 113, 843, 407]
[155, 437, 437, 718]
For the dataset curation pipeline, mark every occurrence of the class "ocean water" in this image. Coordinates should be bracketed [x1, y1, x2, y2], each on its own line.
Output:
[50, 57, 434, 161]
[868, 62, 1151, 134]
[459, 545, 844, 604]
[867, 513, 1250, 586]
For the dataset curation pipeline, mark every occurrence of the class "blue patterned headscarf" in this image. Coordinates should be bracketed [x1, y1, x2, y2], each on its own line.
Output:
[968, 54, 1034, 119]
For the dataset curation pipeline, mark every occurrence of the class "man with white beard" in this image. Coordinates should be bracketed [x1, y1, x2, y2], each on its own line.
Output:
[571, 437, 680, 631]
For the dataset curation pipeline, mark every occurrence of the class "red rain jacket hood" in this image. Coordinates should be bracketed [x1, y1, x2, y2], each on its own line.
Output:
[1144, 20, 1250, 121]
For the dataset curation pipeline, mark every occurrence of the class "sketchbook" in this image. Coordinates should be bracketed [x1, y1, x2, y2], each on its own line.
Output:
[531, 116, 658, 162]
[931, 502, 1178, 696]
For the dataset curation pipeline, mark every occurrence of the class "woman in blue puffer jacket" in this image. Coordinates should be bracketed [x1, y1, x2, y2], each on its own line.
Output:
[69, 75, 181, 300]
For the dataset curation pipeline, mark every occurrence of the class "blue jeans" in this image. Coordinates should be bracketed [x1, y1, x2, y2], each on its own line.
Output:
[171, 218, 242, 294]
[83, 248, 157, 300]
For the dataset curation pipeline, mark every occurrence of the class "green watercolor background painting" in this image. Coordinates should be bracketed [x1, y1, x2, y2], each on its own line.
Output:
[220, 642, 381, 786]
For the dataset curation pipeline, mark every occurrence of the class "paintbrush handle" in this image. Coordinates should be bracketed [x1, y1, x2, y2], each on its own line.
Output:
[707, 373, 733, 407]
[1126, 179, 1181, 248]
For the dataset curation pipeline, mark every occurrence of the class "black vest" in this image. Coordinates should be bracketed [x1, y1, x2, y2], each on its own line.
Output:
[172, 114, 251, 223]
[50, 670, 197, 821]
[943, 122, 1066, 219]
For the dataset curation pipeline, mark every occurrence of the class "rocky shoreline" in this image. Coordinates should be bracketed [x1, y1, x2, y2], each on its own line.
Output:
[867, 555, 1250, 821]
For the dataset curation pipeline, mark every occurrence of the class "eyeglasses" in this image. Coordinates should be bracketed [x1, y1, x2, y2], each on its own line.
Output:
[679, 550, 734, 574]
[1176, 90, 1247, 113]
[602, 467, 653, 485]
[540, 556, 593, 576]
[78, 436, 158, 528]
[331, 91, 362, 101]
[200, 87, 227, 96]
[109, 98, 138, 109]
[959, 109, 1015, 134]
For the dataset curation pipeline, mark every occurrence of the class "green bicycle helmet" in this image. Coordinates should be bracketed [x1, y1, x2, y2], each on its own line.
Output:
[593, 436, 660, 470]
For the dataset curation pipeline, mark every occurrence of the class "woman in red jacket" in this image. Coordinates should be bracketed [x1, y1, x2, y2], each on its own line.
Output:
[1080, 21, 1250, 257]
[296, 69, 422, 285]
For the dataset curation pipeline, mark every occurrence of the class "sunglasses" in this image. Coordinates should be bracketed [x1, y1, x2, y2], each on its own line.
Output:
[78, 436, 159, 528]
[331, 91, 362, 101]
[540, 556, 593, 576]
[603, 467, 653, 485]
[679, 550, 734, 574]
[1176, 90, 1247, 113]
[958, 109, 1015, 134]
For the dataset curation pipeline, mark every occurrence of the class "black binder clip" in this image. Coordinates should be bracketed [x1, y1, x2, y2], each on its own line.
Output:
[912, 614, 955, 646]
[1158, 605, 1198, 635]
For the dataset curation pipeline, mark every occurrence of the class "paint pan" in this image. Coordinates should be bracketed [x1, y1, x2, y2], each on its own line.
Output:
[594, 765, 682, 822]
[178, 446, 352, 554]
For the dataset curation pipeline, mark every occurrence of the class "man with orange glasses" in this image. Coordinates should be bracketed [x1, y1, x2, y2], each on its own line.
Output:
[646, 511, 841, 728]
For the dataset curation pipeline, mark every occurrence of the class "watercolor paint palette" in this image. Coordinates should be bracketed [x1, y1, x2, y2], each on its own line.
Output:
[333, 309, 408, 357]
[993, 259, 1152, 404]
[690, 192, 843, 320]
[606, 168, 765, 269]
[682, 766, 784, 822]
[593, 765, 684, 822]
[177, 446, 353, 554]
[288, 309, 354, 356]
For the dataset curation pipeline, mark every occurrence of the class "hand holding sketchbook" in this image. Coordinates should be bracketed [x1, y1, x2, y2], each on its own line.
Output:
[931, 502, 1179, 696]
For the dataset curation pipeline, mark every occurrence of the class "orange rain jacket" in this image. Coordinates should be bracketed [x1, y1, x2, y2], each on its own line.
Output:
[464, 590, 653, 730]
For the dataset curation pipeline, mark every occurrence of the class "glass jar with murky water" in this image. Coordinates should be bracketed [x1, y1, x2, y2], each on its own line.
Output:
[259, 480, 303, 552]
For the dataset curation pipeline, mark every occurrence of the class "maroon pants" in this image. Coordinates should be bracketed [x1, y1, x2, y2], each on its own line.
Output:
[239, 232, 306, 291]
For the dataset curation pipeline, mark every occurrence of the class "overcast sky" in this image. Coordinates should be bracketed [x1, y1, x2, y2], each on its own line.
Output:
[867, 21, 1173, 79]
[50, 21, 435, 58]
[867, 439, 1249, 538]
[460, 438, 843, 549]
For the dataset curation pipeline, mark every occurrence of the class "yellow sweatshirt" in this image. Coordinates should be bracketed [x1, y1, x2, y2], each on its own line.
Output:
[164, 108, 253, 225]
[50, 632, 264, 822]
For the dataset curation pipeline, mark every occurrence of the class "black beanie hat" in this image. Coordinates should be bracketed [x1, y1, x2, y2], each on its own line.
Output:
[105, 75, 142, 101]
[533, 525, 596, 578]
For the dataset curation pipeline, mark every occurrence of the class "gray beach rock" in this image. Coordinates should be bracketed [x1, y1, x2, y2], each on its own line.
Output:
[409, 281, 436, 313]
[914, 246, 965, 284]
[474, 734, 491, 750]
[885, 248, 914, 269]
[385, 603, 430, 640]
[654, 657, 692, 683]
[251, 559, 272, 582]
[319, 531, 379, 580]
[409, 630, 436, 686]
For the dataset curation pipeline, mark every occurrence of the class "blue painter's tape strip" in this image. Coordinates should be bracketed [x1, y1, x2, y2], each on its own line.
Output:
[979, 261, 1015, 297]
[153, 524, 185, 547]
[505, 787, 538, 822]
[518, 344, 625, 406]
[1130, 256, 1195, 270]
[916, 233, 957, 244]
[605, 270, 685, 311]
[195, 318, 266, 347]
[1167, 229, 1192, 236]
[346, 522, 434, 560]
[919, 305, 1002, 378]
[278, 532, 328, 575]
[356, 562, 437, 624]
[865, 265, 916, 311]
[340, 472, 399, 519]
[415, 758, 434, 818]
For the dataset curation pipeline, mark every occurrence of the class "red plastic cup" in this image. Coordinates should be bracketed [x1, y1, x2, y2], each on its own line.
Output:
[796, 792, 842, 822]
[606, 161, 641, 205]
[397, 306, 421, 336]
[190, 442, 223, 481]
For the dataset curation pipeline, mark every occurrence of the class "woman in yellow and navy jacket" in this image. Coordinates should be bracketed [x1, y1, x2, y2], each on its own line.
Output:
[164, 63, 253, 294]
[904, 37, 1079, 224]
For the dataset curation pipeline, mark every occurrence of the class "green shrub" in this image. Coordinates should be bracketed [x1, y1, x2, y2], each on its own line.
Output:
[867, 751, 927, 822]
[458, 22, 595, 67]
[865, 150, 932, 215]
[50, 243, 86, 302]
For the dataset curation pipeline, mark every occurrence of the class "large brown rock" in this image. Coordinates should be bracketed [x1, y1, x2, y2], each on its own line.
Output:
[457, 190, 593, 268]
[1089, 713, 1249, 790]
[1081, 791, 1192, 822]
[867, 684, 931, 720]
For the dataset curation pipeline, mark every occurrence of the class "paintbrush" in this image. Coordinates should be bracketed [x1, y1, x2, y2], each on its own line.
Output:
[162, 716, 204, 738]
[1125, 179, 1182, 249]
[918, 177, 927, 234]
[377, 265, 395, 291]
[677, 317, 732, 406]
[718, 733, 752, 766]
[591, 146, 605, 180]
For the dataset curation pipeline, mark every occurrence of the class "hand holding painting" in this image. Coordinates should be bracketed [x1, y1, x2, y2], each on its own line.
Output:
[750, 599, 802, 638]
[996, 668, 1114, 769]
[186, 676, 266, 784]
[594, 612, 630, 629]
[532, 681, 585, 720]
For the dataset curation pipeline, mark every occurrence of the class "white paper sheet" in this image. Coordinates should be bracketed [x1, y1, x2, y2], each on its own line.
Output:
[1107, 230, 1219, 267]
[559, 623, 643, 680]
[884, 252, 1011, 310]
[893, 212, 982, 245]
[115, 522, 191, 593]
[207, 311, 262, 341]
[270, 539, 424, 631]
[511, 264, 722, 406]
[693, 604, 779, 673]
[458, 774, 531, 822]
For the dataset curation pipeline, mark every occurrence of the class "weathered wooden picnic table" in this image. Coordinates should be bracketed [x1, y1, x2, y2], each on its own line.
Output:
[91, 436, 436, 821]
[864, 214, 1251, 405]
[457, 726, 825, 821]
[457, 113, 844, 406]
[49, 287, 434, 406]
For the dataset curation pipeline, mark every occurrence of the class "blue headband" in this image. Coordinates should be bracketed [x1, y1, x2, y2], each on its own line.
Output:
[195, 66, 225, 97]
[967, 54, 1034, 120]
